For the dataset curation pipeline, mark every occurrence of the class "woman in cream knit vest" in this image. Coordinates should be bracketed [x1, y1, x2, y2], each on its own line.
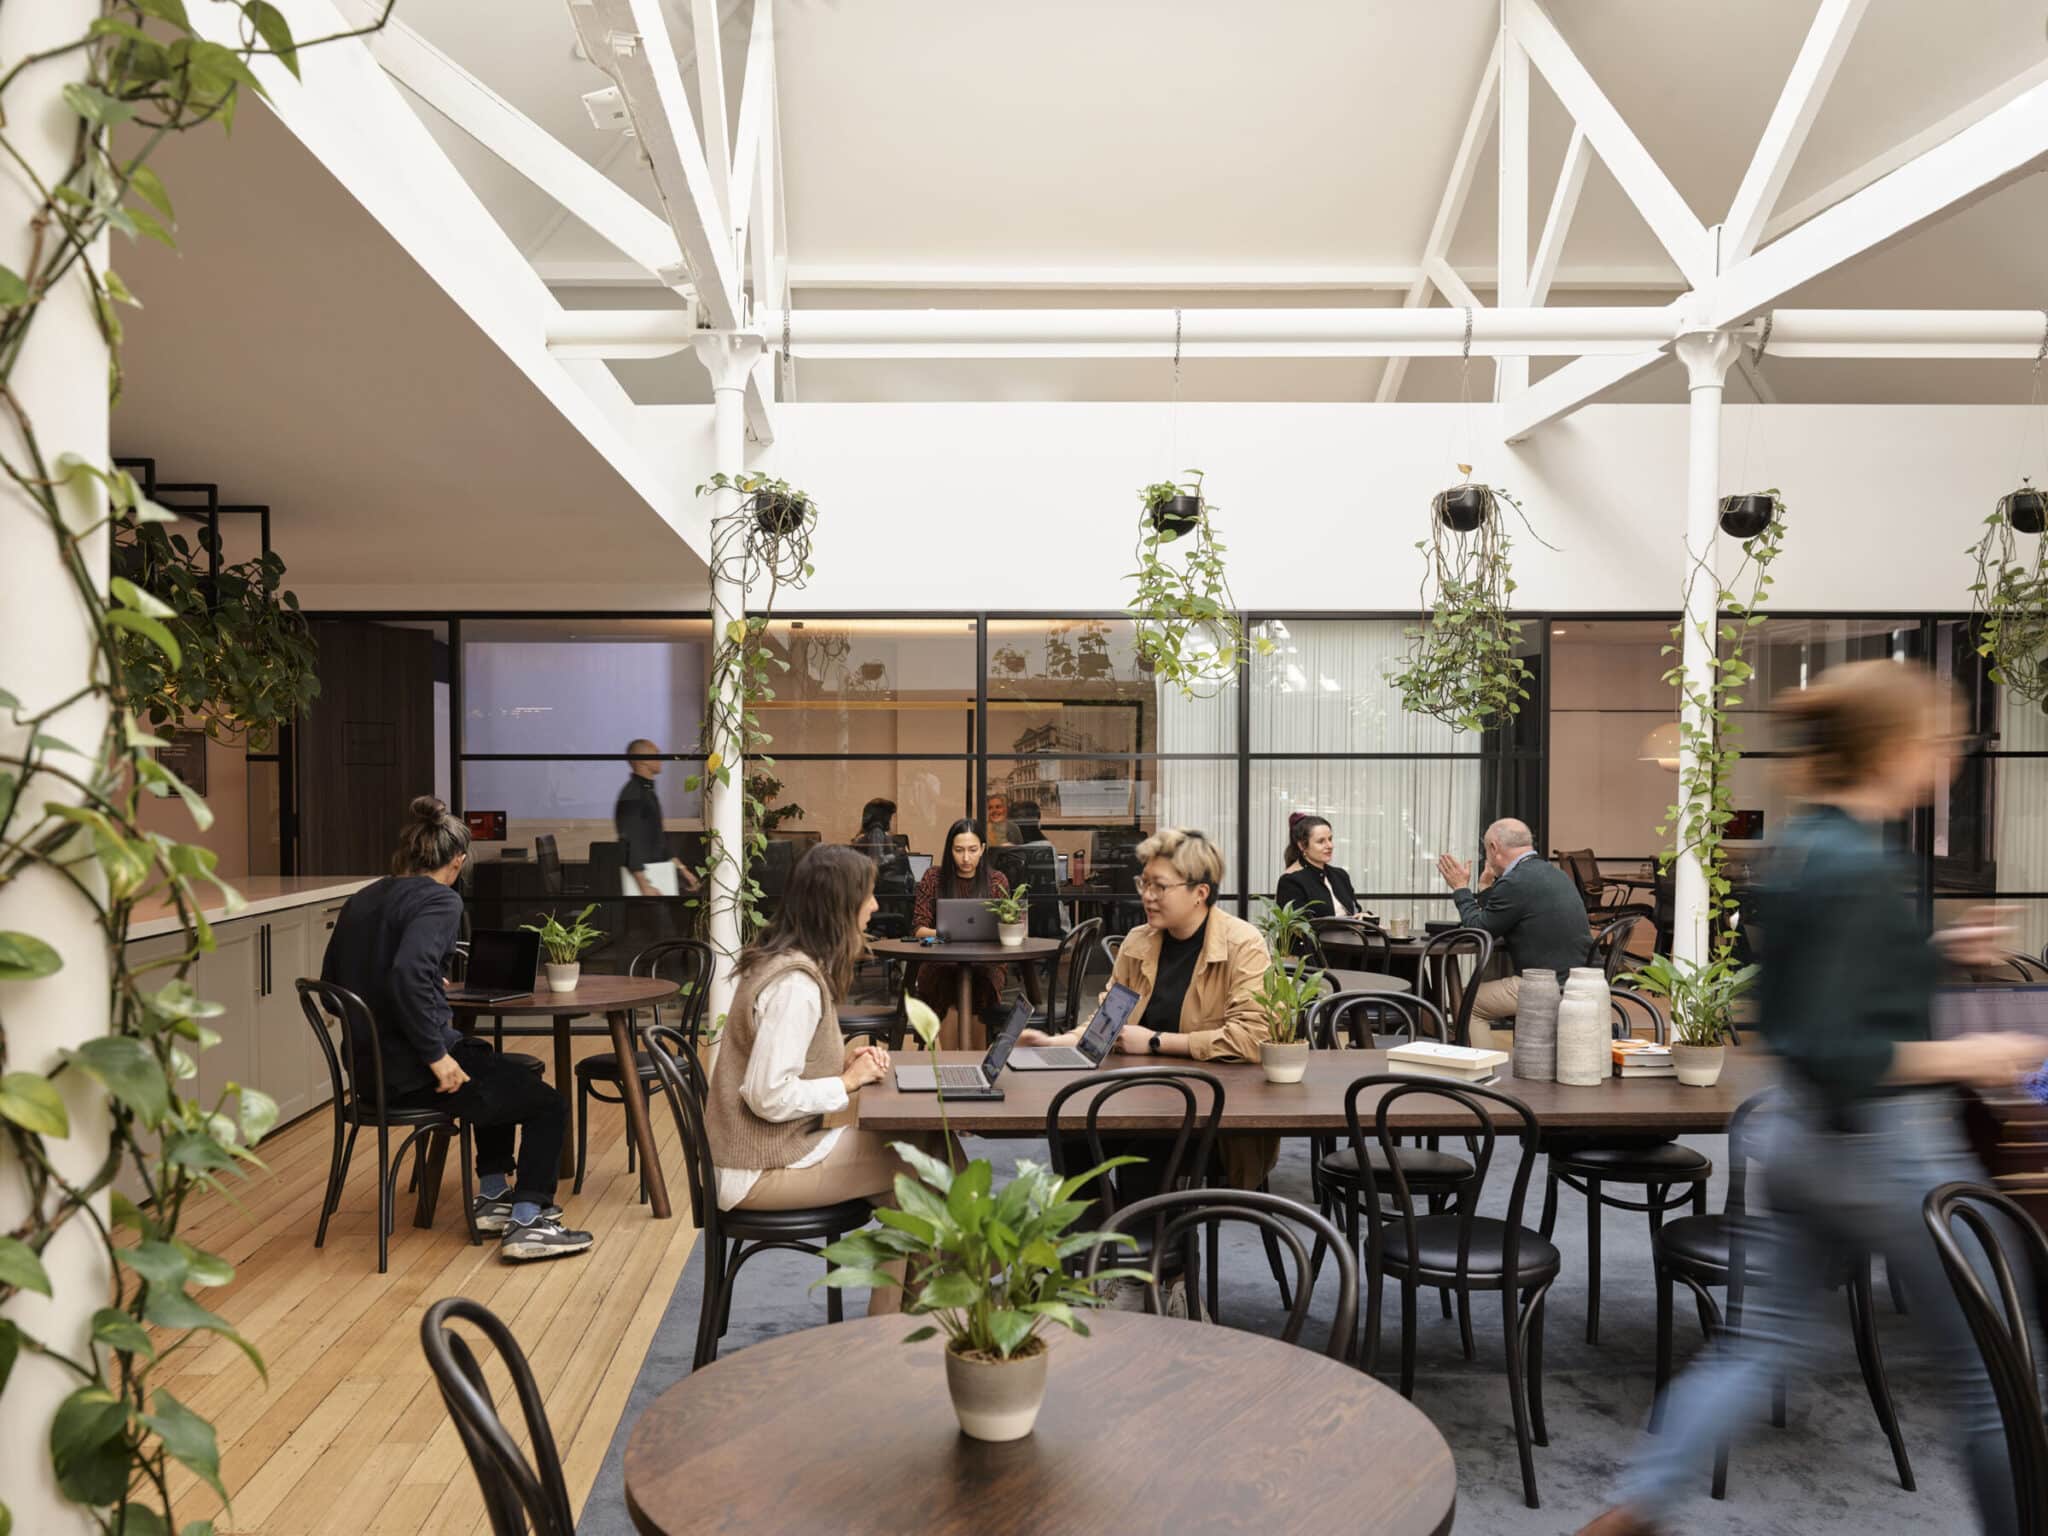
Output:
[705, 844, 929, 1314]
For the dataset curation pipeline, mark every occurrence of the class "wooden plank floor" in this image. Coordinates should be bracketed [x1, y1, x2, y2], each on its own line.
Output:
[149, 1037, 700, 1534]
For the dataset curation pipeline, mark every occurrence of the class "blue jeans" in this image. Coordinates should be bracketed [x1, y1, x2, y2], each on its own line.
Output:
[1618, 1085, 2022, 1534]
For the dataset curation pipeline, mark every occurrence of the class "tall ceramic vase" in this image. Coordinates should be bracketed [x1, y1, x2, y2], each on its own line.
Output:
[1512, 969, 1560, 1082]
[1557, 967, 1611, 1086]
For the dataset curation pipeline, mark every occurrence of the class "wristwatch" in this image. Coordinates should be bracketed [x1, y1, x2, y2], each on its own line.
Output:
[1147, 1029, 1165, 1055]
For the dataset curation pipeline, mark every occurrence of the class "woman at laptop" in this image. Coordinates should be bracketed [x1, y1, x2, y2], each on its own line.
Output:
[320, 797, 592, 1263]
[910, 818, 1013, 1049]
[1019, 827, 1276, 1189]
[706, 844, 945, 1315]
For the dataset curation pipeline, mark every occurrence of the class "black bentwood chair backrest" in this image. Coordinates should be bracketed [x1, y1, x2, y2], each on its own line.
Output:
[632, 937, 716, 1047]
[1049, 916, 1106, 1030]
[1416, 927, 1493, 1047]
[643, 1023, 715, 1234]
[1923, 1181, 2048, 1533]
[421, 1298, 575, 1536]
[1307, 990, 1449, 1051]
[1587, 912, 1649, 981]
[1608, 985, 1669, 1045]
[1046, 1066, 1225, 1248]
[1083, 1188, 1358, 1361]
[1310, 917, 1394, 974]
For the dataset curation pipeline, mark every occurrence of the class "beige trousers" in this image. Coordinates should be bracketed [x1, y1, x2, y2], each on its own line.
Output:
[735, 1128, 945, 1315]
[1466, 977, 1521, 1053]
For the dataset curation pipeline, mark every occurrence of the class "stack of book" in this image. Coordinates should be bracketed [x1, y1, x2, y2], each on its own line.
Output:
[1612, 1040, 1675, 1079]
[1387, 1041, 1511, 1087]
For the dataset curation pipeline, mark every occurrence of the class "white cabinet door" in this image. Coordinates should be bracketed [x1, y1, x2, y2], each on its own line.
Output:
[193, 920, 259, 1126]
[256, 909, 316, 1127]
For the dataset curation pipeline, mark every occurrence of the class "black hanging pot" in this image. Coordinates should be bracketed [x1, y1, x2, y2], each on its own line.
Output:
[2000, 485, 2047, 535]
[1433, 484, 1493, 533]
[1718, 493, 1778, 540]
[752, 490, 809, 537]
[1149, 495, 1202, 537]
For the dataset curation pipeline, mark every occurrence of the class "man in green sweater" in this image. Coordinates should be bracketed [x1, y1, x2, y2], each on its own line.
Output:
[1436, 817, 1592, 1050]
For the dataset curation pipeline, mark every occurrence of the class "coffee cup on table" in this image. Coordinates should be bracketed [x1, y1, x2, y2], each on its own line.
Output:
[1387, 916, 1412, 940]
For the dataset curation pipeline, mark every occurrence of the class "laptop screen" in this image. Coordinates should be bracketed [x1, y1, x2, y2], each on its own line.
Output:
[1078, 983, 1140, 1058]
[981, 998, 1031, 1078]
[465, 929, 539, 991]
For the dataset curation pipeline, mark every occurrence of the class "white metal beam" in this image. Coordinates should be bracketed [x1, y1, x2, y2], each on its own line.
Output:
[1723, 0, 1869, 260]
[730, 0, 774, 265]
[1497, 30, 1530, 398]
[1424, 258, 1484, 312]
[358, 12, 685, 282]
[1501, 350, 1669, 440]
[1704, 77, 2048, 329]
[689, 0, 732, 229]
[1380, 34, 1501, 402]
[1528, 127, 1591, 305]
[1507, 0, 1714, 288]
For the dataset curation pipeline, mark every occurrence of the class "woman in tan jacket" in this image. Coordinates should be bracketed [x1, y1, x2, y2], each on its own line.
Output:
[704, 844, 922, 1313]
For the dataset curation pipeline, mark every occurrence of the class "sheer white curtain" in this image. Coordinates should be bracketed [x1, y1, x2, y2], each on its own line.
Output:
[1996, 689, 2048, 955]
[1248, 621, 1482, 924]
[1154, 676, 1236, 885]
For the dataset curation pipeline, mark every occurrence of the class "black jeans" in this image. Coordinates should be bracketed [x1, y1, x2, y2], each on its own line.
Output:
[394, 1039, 565, 1206]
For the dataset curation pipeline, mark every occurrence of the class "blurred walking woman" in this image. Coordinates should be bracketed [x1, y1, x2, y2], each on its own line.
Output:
[1582, 662, 2041, 1536]
[910, 817, 1012, 1047]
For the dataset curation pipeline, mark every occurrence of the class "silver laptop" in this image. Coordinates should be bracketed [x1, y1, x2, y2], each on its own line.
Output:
[936, 898, 998, 943]
[894, 1000, 1027, 1093]
[1009, 983, 1139, 1070]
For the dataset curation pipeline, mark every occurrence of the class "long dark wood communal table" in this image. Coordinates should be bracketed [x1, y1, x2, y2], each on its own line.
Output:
[859, 1045, 1772, 1135]
[622, 1312, 1457, 1536]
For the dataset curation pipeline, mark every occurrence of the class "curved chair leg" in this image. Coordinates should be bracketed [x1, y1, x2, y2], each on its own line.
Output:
[315, 1116, 354, 1248]
[1848, 1261, 1915, 1491]
[1539, 1168, 1560, 1237]
[1886, 1262, 1909, 1316]
[375, 1123, 393, 1274]
[1363, 1259, 1384, 1376]
[1649, 1255, 1674, 1433]
[1205, 1218, 1221, 1323]
[573, 1076, 591, 1195]
[1428, 1191, 1454, 1323]
[458, 1123, 480, 1246]
[1585, 1177, 1603, 1344]
[692, 1238, 728, 1370]
[1399, 1276, 1420, 1400]
[1524, 1285, 1551, 1446]
[1504, 1284, 1541, 1508]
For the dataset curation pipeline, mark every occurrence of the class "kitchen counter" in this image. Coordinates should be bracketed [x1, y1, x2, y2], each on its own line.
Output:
[127, 875, 378, 941]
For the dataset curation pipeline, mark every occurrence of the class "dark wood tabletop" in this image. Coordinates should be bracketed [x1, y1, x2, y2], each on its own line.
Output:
[1317, 967, 1412, 994]
[622, 1311, 1456, 1536]
[442, 973, 678, 1016]
[860, 1045, 1772, 1135]
[870, 936, 1062, 965]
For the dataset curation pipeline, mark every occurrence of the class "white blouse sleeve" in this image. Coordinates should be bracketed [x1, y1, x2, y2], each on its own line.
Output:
[739, 971, 850, 1123]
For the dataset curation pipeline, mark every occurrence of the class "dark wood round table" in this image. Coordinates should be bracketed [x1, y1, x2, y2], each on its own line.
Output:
[448, 974, 678, 1218]
[870, 936, 1061, 1040]
[1281, 958, 1413, 995]
[622, 1312, 1456, 1535]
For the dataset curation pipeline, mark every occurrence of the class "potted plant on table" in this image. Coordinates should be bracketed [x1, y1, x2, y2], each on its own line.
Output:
[985, 883, 1030, 947]
[521, 904, 606, 993]
[1251, 900, 1324, 1083]
[1623, 952, 1757, 1087]
[820, 1000, 1148, 1441]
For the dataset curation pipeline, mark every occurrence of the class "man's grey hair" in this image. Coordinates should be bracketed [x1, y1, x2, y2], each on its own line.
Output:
[1485, 818, 1535, 851]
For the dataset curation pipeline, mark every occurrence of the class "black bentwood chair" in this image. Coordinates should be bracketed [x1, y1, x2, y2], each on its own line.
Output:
[641, 1023, 874, 1369]
[420, 1298, 575, 1536]
[1415, 926, 1493, 1048]
[1923, 1181, 2048, 1534]
[1027, 916, 1106, 1034]
[1083, 1188, 1358, 1363]
[1309, 916, 1394, 974]
[1345, 1073, 1559, 1509]
[573, 939, 715, 1197]
[1586, 912, 1650, 982]
[298, 979, 481, 1274]
[1649, 1090, 1912, 1500]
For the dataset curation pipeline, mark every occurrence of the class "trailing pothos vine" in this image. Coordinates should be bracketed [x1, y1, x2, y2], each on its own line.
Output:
[1968, 483, 2048, 715]
[0, 5, 393, 1534]
[1658, 492, 1787, 959]
[1128, 470, 1270, 697]
[684, 472, 817, 1026]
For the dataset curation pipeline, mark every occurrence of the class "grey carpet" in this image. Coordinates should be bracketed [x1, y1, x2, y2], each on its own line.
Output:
[577, 1134, 1978, 1535]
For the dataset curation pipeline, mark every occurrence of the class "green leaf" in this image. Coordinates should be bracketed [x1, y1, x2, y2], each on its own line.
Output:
[134, 0, 192, 26]
[106, 607, 183, 669]
[116, 1508, 170, 1536]
[0, 1072, 68, 1137]
[0, 1237, 51, 1297]
[988, 1309, 1035, 1358]
[238, 1086, 278, 1145]
[0, 1319, 16, 1395]
[93, 1306, 158, 1360]
[128, 164, 175, 223]
[916, 1272, 984, 1310]
[143, 1388, 226, 1503]
[0, 931, 62, 980]
[67, 1035, 170, 1126]
[900, 1325, 938, 1344]
[110, 574, 176, 619]
[177, 1242, 233, 1289]
[63, 82, 135, 126]
[243, 0, 301, 77]
[142, 1288, 264, 1378]
[0, 266, 26, 308]
[120, 1240, 189, 1291]
[945, 1158, 992, 1225]
[50, 1387, 130, 1505]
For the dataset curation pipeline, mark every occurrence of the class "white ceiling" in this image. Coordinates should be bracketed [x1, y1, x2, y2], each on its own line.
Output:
[381, 0, 2048, 404]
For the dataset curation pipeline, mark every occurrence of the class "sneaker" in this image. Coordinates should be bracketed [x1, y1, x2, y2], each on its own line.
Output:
[500, 1214, 594, 1262]
[471, 1195, 562, 1234]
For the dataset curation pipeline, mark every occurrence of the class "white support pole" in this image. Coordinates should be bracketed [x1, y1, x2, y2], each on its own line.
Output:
[0, 6, 111, 1532]
[1496, 27, 1530, 399]
[1671, 330, 1740, 967]
[690, 332, 766, 1027]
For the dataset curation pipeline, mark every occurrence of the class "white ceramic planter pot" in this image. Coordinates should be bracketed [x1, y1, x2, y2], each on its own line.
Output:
[1556, 968, 1611, 1086]
[997, 921, 1027, 948]
[1671, 1042, 1725, 1087]
[544, 961, 581, 994]
[1260, 1039, 1311, 1084]
[945, 1341, 1049, 1441]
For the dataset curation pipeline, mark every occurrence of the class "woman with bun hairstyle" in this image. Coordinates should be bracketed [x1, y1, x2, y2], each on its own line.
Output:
[1580, 663, 2040, 1536]
[319, 797, 592, 1263]
[1275, 812, 1362, 920]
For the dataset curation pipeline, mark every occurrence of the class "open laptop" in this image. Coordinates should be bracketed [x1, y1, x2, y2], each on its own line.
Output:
[1009, 983, 1139, 1070]
[446, 929, 541, 1004]
[892, 999, 1025, 1097]
[906, 852, 933, 883]
[936, 898, 999, 943]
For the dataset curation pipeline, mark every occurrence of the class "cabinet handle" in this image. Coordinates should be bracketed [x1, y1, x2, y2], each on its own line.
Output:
[261, 924, 270, 997]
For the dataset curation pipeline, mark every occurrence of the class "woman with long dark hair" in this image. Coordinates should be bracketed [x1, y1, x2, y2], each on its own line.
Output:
[909, 817, 1012, 1048]
[704, 844, 930, 1314]
[1580, 663, 2040, 1536]
[1275, 811, 1362, 920]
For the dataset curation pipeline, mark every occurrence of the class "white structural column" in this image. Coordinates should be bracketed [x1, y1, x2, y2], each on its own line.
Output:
[0, 5, 111, 1532]
[691, 332, 766, 1026]
[1671, 331, 1741, 966]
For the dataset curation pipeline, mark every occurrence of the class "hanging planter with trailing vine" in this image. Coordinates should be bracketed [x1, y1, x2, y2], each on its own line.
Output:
[1388, 468, 1545, 733]
[1126, 470, 1270, 697]
[1970, 483, 2048, 713]
[1717, 492, 1780, 540]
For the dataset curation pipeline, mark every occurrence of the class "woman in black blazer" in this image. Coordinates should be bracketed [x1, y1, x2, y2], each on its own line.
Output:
[1276, 812, 1363, 919]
